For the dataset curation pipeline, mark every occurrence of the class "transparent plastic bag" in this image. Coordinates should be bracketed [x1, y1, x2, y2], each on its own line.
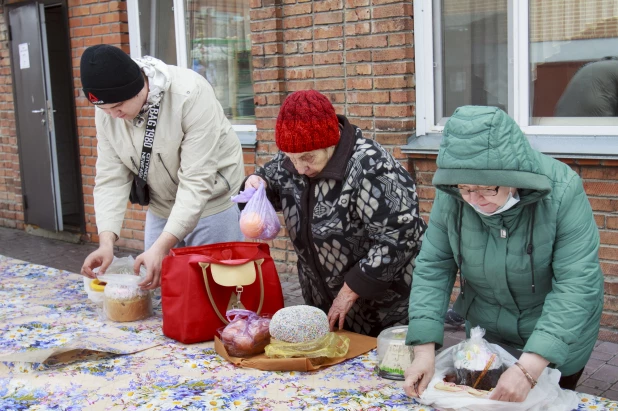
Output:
[218, 309, 271, 357]
[452, 326, 505, 390]
[84, 256, 145, 306]
[265, 332, 350, 360]
[98, 273, 153, 322]
[232, 181, 281, 240]
[419, 338, 579, 411]
[84, 256, 159, 320]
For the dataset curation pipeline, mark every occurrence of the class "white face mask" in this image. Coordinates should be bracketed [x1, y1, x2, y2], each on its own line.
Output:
[473, 190, 520, 216]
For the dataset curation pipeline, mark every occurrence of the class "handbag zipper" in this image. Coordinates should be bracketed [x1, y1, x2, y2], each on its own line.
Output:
[157, 153, 179, 185]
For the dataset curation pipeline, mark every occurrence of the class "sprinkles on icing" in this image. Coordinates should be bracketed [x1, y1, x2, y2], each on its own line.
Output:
[269, 305, 329, 343]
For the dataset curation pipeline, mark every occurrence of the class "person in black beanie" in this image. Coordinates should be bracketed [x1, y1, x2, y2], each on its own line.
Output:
[79, 45, 244, 290]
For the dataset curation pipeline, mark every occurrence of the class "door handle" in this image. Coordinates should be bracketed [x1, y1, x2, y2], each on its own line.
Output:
[31, 109, 45, 114]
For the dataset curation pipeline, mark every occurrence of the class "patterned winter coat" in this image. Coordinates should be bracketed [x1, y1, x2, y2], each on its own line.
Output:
[255, 115, 426, 337]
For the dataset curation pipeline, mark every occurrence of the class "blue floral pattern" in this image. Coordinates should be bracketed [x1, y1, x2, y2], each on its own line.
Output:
[0, 255, 608, 410]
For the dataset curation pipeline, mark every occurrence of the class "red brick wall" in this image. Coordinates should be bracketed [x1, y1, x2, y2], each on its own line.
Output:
[0, 8, 22, 230]
[67, 1, 142, 248]
[410, 154, 618, 342]
[250, 0, 415, 275]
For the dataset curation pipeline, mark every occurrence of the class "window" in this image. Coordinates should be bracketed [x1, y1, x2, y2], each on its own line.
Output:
[127, 0, 256, 129]
[530, 1, 618, 127]
[185, 0, 255, 125]
[136, 0, 177, 66]
[415, 0, 618, 145]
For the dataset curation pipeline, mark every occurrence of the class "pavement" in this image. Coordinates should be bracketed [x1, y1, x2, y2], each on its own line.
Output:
[1, 226, 618, 399]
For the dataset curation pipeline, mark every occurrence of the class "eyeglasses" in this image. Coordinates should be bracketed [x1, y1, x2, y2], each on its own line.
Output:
[452, 185, 500, 197]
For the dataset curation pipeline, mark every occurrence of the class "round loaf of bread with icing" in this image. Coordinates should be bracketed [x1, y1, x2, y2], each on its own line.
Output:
[269, 305, 329, 343]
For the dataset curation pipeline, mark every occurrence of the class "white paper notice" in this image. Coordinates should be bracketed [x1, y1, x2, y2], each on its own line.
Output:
[19, 43, 30, 69]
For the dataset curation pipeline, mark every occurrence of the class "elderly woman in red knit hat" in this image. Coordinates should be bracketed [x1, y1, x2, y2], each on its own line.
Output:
[245, 90, 426, 336]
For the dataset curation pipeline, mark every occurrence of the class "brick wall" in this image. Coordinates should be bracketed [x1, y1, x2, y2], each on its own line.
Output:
[250, 0, 415, 275]
[410, 154, 618, 342]
[0, 8, 22, 230]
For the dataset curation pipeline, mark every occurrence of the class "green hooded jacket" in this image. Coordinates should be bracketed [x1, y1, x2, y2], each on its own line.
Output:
[406, 106, 603, 375]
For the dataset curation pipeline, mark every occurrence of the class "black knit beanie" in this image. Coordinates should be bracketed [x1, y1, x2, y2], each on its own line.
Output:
[80, 45, 144, 105]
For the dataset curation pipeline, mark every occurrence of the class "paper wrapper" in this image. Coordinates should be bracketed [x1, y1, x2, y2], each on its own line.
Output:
[215, 329, 376, 371]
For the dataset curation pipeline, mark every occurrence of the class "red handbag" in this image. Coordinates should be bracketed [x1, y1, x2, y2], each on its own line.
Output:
[161, 242, 285, 344]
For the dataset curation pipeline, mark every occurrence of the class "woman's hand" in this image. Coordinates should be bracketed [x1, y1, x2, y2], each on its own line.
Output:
[327, 283, 359, 331]
[81, 231, 116, 278]
[489, 352, 548, 402]
[403, 343, 436, 397]
[137, 232, 178, 290]
[245, 175, 266, 190]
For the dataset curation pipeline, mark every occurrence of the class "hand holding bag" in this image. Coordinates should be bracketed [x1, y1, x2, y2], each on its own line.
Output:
[161, 242, 285, 344]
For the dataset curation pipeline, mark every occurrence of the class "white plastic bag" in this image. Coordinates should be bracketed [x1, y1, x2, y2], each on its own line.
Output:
[419, 343, 579, 411]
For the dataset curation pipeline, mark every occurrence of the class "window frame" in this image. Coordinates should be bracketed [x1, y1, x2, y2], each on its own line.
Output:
[126, 0, 257, 133]
[412, 0, 618, 157]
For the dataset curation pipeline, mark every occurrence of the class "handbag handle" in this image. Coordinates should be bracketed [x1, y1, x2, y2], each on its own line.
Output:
[199, 259, 265, 325]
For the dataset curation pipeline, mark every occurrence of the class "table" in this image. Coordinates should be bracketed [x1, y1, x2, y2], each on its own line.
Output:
[0, 255, 612, 410]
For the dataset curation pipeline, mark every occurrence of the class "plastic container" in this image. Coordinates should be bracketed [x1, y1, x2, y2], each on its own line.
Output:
[100, 274, 153, 322]
[377, 326, 415, 380]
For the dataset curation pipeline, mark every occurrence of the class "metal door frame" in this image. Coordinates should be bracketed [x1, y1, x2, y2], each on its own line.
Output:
[5, 0, 85, 233]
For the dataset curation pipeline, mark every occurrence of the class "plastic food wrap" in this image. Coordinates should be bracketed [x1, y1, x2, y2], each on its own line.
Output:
[99, 273, 153, 322]
[219, 309, 271, 357]
[452, 326, 505, 391]
[84, 256, 146, 306]
[232, 181, 281, 240]
[265, 332, 350, 360]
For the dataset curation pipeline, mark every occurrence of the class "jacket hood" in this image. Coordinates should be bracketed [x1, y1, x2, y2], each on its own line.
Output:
[133, 56, 172, 105]
[433, 106, 552, 206]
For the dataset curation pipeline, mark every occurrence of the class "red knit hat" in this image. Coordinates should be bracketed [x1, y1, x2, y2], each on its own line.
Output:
[275, 90, 340, 153]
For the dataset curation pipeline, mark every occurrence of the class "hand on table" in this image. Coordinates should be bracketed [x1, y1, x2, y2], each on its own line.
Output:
[489, 352, 548, 402]
[327, 282, 359, 331]
[403, 343, 436, 397]
[245, 175, 266, 190]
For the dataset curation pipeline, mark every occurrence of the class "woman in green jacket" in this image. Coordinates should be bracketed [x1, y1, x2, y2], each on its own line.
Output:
[403, 106, 603, 402]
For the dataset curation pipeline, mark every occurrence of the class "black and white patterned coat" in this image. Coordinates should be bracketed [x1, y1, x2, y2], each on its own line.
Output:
[255, 115, 426, 336]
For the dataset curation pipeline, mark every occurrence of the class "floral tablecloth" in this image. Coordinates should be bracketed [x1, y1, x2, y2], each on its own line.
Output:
[0, 255, 614, 410]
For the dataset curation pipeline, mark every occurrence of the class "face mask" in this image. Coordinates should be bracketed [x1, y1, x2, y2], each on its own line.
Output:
[473, 190, 520, 216]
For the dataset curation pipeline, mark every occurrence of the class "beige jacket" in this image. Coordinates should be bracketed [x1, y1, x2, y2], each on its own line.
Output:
[93, 57, 244, 241]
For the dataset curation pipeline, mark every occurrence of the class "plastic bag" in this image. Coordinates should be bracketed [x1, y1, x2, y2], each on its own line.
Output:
[219, 309, 271, 357]
[83, 256, 145, 306]
[418, 331, 579, 411]
[84, 256, 159, 319]
[99, 273, 153, 322]
[452, 326, 505, 390]
[232, 182, 280, 240]
[265, 332, 350, 360]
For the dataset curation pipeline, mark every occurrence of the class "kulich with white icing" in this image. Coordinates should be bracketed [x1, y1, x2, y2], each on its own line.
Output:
[269, 305, 329, 343]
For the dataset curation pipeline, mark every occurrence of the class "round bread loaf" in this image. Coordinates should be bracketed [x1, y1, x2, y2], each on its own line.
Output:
[269, 305, 329, 343]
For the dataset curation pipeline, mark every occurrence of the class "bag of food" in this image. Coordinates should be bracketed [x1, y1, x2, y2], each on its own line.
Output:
[452, 326, 505, 390]
[232, 181, 280, 240]
[99, 273, 153, 322]
[83, 256, 145, 306]
[418, 326, 579, 411]
[218, 309, 271, 357]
